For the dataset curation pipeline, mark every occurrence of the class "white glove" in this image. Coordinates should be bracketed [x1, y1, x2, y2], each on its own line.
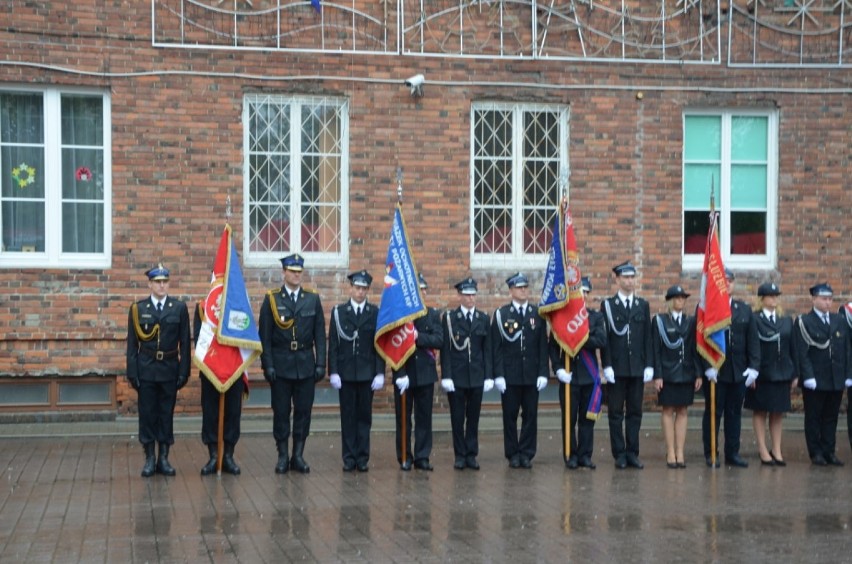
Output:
[603, 367, 615, 384]
[704, 368, 718, 383]
[643, 367, 654, 383]
[536, 376, 548, 391]
[556, 369, 572, 384]
[744, 368, 759, 387]
[803, 378, 817, 390]
[329, 374, 342, 390]
[845, 379, 852, 388]
[396, 376, 410, 393]
[494, 377, 507, 394]
[441, 379, 455, 393]
[483, 379, 494, 392]
[371, 374, 384, 391]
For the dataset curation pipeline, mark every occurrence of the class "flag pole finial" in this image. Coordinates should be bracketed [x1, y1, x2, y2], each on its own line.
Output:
[396, 167, 403, 205]
[559, 167, 568, 206]
[709, 175, 715, 214]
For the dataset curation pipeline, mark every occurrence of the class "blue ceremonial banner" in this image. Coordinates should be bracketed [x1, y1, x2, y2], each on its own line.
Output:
[220, 240, 262, 348]
[375, 204, 426, 370]
[311, 0, 321, 12]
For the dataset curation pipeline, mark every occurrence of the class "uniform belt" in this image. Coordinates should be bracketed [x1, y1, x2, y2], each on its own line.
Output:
[140, 348, 179, 361]
[289, 341, 312, 351]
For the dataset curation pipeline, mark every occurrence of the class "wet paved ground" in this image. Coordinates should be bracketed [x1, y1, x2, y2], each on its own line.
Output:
[1, 412, 850, 563]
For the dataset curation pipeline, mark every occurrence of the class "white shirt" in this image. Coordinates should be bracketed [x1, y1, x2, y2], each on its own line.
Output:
[512, 301, 528, 316]
[618, 292, 634, 308]
[350, 299, 365, 315]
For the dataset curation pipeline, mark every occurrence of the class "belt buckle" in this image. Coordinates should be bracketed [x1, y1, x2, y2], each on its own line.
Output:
[290, 341, 299, 351]
[156, 351, 164, 361]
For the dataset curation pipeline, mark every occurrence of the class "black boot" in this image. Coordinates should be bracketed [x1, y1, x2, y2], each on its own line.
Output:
[290, 440, 310, 474]
[275, 442, 289, 474]
[222, 443, 241, 475]
[141, 443, 156, 478]
[200, 444, 217, 476]
[156, 443, 176, 476]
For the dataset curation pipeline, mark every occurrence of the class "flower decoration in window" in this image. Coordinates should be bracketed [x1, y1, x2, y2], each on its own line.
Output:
[12, 163, 36, 189]
[76, 166, 93, 182]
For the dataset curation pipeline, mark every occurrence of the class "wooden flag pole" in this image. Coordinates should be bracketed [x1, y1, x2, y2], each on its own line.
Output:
[564, 355, 571, 460]
[216, 393, 225, 475]
[709, 178, 717, 469]
[395, 167, 409, 468]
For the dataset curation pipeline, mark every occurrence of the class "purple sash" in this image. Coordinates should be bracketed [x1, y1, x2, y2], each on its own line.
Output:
[580, 349, 602, 420]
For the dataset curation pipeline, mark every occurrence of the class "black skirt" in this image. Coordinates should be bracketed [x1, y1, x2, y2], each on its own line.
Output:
[744, 380, 792, 413]
[657, 381, 695, 407]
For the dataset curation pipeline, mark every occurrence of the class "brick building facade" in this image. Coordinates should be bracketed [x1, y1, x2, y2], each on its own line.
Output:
[0, 1, 849, 416]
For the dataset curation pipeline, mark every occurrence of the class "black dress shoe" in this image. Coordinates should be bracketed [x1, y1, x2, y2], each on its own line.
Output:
[414, 459, 434, 471]
[769, 452, 786, 467]
[578, 456, 596, 470]
[400, 459, 413, 471]
[677, 461, 686, 469]
[759, 457, 775, 467]
[519, 456, 532, 469]
[625, 453, 644, 469]
[705, 457, 720, 468]
[725, 454, 749, 468]
[509, 455, 521, 468]
[465, 456, 480, 470]
[615, 455, 628, 469]
[356, 462, 369, 472]
[666, 461, 678, 469]
[811, 454, 828, 466]
[454, 458, 466, 470]
[343, 461, 356, 472]
[825, 453, 844, 466]
[565, 456, 578, 469]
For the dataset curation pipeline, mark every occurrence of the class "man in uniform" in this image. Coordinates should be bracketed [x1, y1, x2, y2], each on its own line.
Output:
[601, 261, 653, 469]
[440, 277, 493, 470]
[550, 276, 607, 470]
[194, 303, 244, 476]
[796, 283, 850, 466]
[700, 268, 760, 468]
[259, 254, 327, 474]
[393, 273, 443, 471]
[126, 264, 191, 478]
[327, 270, 385, 472]
[491, 273, 549, 469]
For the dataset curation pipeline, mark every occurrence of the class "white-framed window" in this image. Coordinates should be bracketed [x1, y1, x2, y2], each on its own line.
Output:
[243, 94, 348, 268]
[0, 88, 111, 268]
[682, 110, 778, 271]
[470, 102, 568, 269]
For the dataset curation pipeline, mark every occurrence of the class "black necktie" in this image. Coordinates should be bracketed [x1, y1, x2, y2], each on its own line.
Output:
[675, 314, 680, 326]
[823, 314, 829, 325]
[356, 306, 362, 318]
[467, 311, 473, 323]
[770, 314, 775, 324]
[290, 292, 297, 303]
[157, 302, 163, 313]
[519, 306, 525, 318]
[626, 298, 632, 310]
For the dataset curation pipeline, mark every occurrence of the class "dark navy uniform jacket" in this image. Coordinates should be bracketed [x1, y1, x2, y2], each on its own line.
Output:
[795, 310, 850, 391]
[441, 307, 492, 388]
[126, 296, 191, 384]
[651, 312, 696, 385]
[328, 301, 385, 382]
[755, 311, 796, 383]
[601, 294, 652, 378]
[259, 286, 327, 380]
[491, 302, 548, 386]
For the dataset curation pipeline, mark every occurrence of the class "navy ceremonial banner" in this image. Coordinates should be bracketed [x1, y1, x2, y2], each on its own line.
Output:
[375, 204, 426, 370]
[540, 202, 589, 357]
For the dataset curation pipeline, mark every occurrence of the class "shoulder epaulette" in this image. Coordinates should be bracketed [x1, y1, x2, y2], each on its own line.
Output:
[302, 286, 317, 294]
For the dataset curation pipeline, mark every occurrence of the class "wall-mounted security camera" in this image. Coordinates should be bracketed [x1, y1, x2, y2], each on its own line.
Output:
[404, 74, 425, 97]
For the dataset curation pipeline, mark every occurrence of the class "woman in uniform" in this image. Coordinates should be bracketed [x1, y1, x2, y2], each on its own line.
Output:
[745, 282, 797, 466]
[652, 285, 701, 468]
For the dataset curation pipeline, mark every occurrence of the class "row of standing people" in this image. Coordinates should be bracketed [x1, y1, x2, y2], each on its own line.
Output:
[126, 257, 852, 477]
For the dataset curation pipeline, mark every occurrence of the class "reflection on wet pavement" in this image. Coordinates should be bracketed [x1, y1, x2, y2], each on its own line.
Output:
[0, 428, 849, 561]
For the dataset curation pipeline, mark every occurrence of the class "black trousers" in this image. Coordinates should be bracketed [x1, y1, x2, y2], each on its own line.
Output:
[702, 379, 746, 458]
[137, 379, 177, 445]
[559, 382, 596, 460]
[802, 388, 843, 459]
[200, 375, 243, 446]
[607, 377, 644, 458]
[271, 377, 315, 445]
[394, 383, 433, 463]
[501, 384, 539, 460]
[447, 386, 484, 459]
[339, 380, 374, 466]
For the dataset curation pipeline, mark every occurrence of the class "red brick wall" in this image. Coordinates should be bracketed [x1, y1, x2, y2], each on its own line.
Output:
[1, 1, 849, 415]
